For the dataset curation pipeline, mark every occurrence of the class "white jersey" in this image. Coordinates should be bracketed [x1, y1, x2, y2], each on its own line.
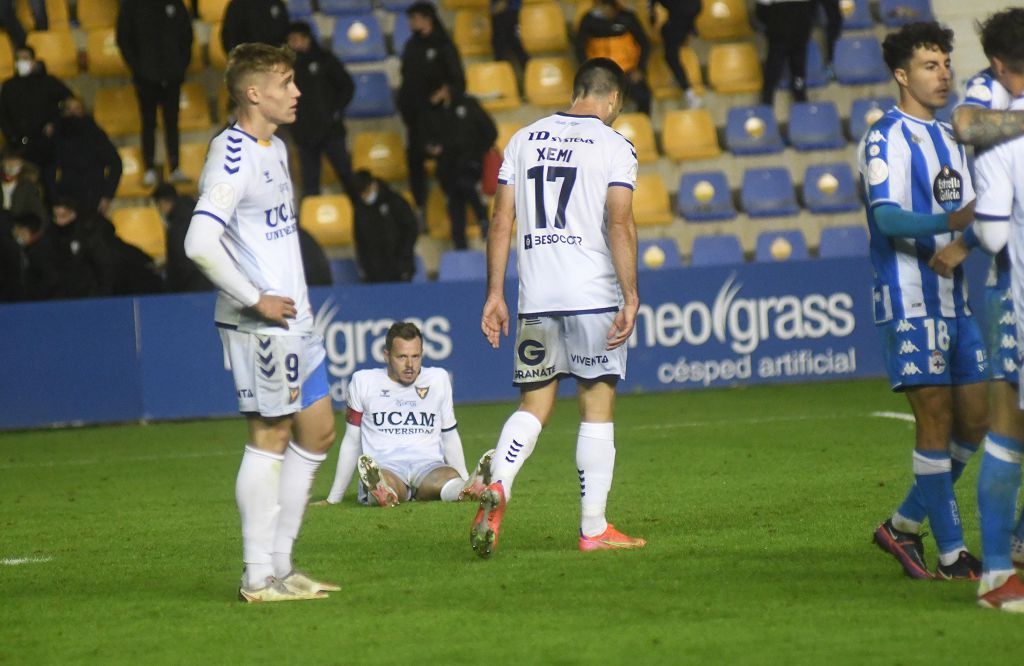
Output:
[498, 112, 638, 316]
[346, 367, 457, 467]
[193, 124, 311, 335]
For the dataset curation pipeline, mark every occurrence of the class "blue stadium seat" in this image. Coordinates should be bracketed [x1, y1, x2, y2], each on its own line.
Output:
[638, 238, 683, 271]
[330, 258, 362, 284]
[818, 225, 870, 258]
[803, 163, 861, 214]
[332, 14, 387, 63]
[319, 0, 374, 15]
[833, 0, 873, 31]
[834, 36, 889, 85]
[381, 0, 416, 10]
[936, 92, 959, 124]
[725, 105, 784, 155]
[879, 0, 932, 27]
[438, 250, 487, 281]
[288, 0, 314, 19]
[677, 171, 736, 222]
[691, 235, 744, 267]
[849, 96, 896, 141]
[392, 12, 412, 56]
[788, 102, 844, 151]
[778, 41, 828, 89]
[741, 167, 799, 218]
[346, 72, 395, 118]
[755, 230, 809, 262]
[412, 255, 427, 282]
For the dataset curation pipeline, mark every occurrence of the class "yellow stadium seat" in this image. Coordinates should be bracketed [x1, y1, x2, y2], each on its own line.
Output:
[426, 186, 482, 241]
[351, 131, 407, 182]
[77, 0, 118, 29]
[695, 0, 752, 40]
[209, 22, 227, 70]
[198, 0, 230, 22]
[495, 120, 523, 152]
[708, 42, 762, 94]
[441, 0, 488, 10]
[662, 109, 721, 161]
[177, 82, 212, 131]
[95, 85, 141, 137]
[519, 2, 568, 55]
[111, 206, 166, 261]
[647, 46, 704, 99]
[453, 9, 492, 58]
[633, 173, 672, 226]
[17, 0, 69, 31]
[217, 85, 234, 123]
[163, 142, 207, 196]
[85, 28, 127, 77]
[524, 57, 573, 107]
[466, 61, 520, 112]
[27, 30, 77, 79]
[300, 195, 354, 248]
[612, 113, 657, 164]
[116, 146, 152, 199]
[574, 1, 658, 43]
[0, 38, 12, 80]
[187, 32, 204, 74]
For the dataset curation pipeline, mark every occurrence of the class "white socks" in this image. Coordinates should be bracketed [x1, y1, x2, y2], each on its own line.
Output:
[440, 477, 464, 502]
[577, 422, 615, 538]
[236, 445, 283, 589]
[273, 442, 326, 578]
[490, 411, 543, 499]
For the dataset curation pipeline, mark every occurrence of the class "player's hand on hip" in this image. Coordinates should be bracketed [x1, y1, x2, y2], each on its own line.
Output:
[928, 237, 969, 278]
[606, 302, 638, 350]
[947, 199, 975, 232]
[252, 294, 297, 329]
[481, 296, 509, 349]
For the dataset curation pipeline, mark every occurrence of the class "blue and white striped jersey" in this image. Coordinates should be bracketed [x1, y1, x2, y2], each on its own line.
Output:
[858, 107, 975, 322]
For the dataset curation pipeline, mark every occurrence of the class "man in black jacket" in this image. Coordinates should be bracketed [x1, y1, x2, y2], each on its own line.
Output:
[576, 0, 652, 114]
[418, 83, 496, 250]
[287, 21, 355, 199]
[153, 183, 212, 293]
[54, 97, 122, 216]
[351, 170, 418, 283]
[116, 0, 193, 187]
[221, 0, 289, 52]
[397, 2, 465, 211]
[650, 0, 702, 107]
[11, 212, 59, 300]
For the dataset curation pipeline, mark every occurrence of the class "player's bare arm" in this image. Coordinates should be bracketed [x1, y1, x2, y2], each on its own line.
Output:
[946, 199, 976, 231]
[952, 106, 1024, 149]
[928, 236, 970, 278]
[482, 182, 515, 348]
[606, 184, 638, 350]
[250, 294, 297, 329]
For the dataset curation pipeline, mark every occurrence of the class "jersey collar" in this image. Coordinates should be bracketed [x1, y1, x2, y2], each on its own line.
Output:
[228, 124, 273, 146]
[894, 106, 938, 127]
[556, 111, 601, 120]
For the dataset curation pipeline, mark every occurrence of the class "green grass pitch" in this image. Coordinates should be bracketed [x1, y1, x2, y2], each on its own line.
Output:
[2, 379, 1021, 665]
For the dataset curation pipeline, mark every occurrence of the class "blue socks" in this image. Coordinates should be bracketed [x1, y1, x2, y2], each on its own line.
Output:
[978, 433, 1023, 574]
[894, 438, 977, 530]
[911, 449, 965, 557]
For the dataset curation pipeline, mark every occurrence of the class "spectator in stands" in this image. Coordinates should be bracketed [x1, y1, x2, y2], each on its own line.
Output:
[815, 0, 842, 76]
[153, 183, 212, 293]
[0, 212, 22, 301]
[11, 212, 59, 300]
[491, 0, 528, 72]
[1, 147, 47, 224]
[398, 1, 466, 212]
[0, 0, 26, 50]
[651, 0, 702, 107]
[576, 0, 652, 114]
[351, 169, 418, 283]
[0, 45, 72, 200]
[756, 0, 814, 106]
[287, 21, 356, 199]
[221, 0, 289, 53]
[418, 81, 496, 250]
[299, 227, 333, 287]
[54, 97, 122, 216]
[116, 0, 194, 187]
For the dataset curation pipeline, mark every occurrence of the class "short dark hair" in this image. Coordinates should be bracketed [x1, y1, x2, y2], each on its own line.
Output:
[572, 58, 626, 101]
[979, 9, 1024, 74]
[15, 45, 34, 59]
[287, 21, 313, 38]
[406, 1, 437, 19]
[12, 212, 42, 232]
[882, 21, 954, 72]
[385, 322, 422, 351]
[352, 169, 375, 195]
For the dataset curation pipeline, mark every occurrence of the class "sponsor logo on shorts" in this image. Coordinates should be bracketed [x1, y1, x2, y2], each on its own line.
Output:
[898, 340, 919, 354]
[518, 340, 546, 367]
[928, 350, 946, 375]
[1002, 312, 1016, 325]
[901, 362, 922, 376]
[1002, 334, 1017, 350]
[896, 319, 916, 333]
[570, 353, 609, 367]
[289, 387, 300, 403]
[1005, 358, 1018, 374]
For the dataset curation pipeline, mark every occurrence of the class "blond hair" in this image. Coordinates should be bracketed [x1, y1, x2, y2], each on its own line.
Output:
[224, 43, 296, 108]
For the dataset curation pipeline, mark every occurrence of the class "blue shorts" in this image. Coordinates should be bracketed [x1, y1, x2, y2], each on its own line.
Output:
[985, 286, 1019, 384]
[879, 315, 989, 391]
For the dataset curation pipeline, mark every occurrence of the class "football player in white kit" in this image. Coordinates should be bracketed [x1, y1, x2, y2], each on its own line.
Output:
[471, 58, 646, 558]
[184, 43, 339, 602]
[317, 322, 494, 507]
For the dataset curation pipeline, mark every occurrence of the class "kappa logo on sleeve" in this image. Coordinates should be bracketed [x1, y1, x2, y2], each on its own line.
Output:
[867, 130, 887, 144]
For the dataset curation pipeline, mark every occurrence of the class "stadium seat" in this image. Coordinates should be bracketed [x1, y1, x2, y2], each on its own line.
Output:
[848, 96, 896, 142]
[95, 85, 141, 137]
[818, 225, 870, 258]
[164, 142, 208, 196]
[936, 92, 958, 124]
[778, 40, 829, 89]
[111, 207, 166, 261]
[288, 0, 314, 19]
[837, 0, 873, 31]
[803, 163, 861, 214]
[638, 238, 682, 270]
[198, 0, 230, 22]
[300, 195, 354, 248]
[612, 113, 658, 164]
[425, 186, 483, 241]
[741, 167, 799, 218]
[186, 31, 204, 75]
[467, 61, 520, 111]
[77, 0, 118, 29]
[525, 57, 574, 107]
[381, 0, 416, 10]
[496, 120, 523, 152]
[319, 0, 374, 14]
[27, 30, 77, 79]
[648, 46, 704, 99]
[725, 105, 783, 155]
[690, 234, 744, 266]
[391, 11, 412, 55]
[453, 8, 492, 57]
[677, 171, 736, 222]
[662, 109, 721, 161]
[351, 131, 407, 182]
[209, 22, 228, 69]
[346, 71, 395, 118]
[217, 85, 233, 123]
[0, 39, 12, 79]
[787, 102, 844, 151]
[633, 174, 672, 226]
[17, 0, 68, 30]
[695, 0, 752, 40]
[176, 83, 213, 132]
[834, 36, 889, 85]
[442, 0, 488, 9]
[329, 257, 361, 284]
[755, 230, 809, 262]
[707, 42, 762, 94]
[86, 28, 127, 77]
[519, 2, 568, 55]
[331, 14, 387, 63]
[115, 147, 152, 199]
[438, 249, 487, 281]
[879, 0, 932, 27]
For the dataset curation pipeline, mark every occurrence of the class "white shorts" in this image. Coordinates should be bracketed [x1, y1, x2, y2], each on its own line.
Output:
[219, 328, 330, 417]
[513, 311, 627, 385]
[357, 458, 450, 504]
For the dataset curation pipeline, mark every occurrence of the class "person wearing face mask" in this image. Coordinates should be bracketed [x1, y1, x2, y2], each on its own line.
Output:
[11, 212, 59, 301]
[351, 169, 419, 283]
[576, 0, 652, 115]
[53, 97, 122, 216]
[0, 147, 47, 224]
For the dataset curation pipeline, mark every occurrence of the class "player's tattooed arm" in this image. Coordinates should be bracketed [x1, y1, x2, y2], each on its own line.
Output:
[952, 106, 1024, 149]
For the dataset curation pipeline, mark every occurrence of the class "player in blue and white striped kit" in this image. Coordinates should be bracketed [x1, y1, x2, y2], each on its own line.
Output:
[861, 22, 987, 581]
